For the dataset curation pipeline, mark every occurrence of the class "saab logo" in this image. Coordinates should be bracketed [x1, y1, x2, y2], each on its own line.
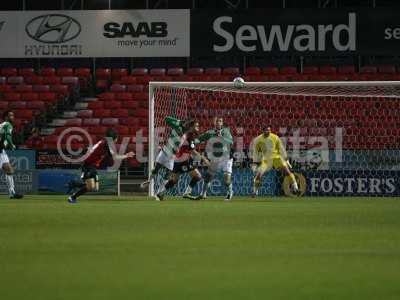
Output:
[0, 21, 4, 32]
[103, 22, 168, 38]
[283, 173, 306, 197]
[213, 13, 356, 52]
[25, 14, 81, 44]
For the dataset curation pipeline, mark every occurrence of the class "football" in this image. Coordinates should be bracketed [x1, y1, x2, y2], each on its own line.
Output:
[233, 77, 245, 88]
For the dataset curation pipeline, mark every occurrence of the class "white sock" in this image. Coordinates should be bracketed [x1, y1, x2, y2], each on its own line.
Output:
[292, 181, 299, 190]
[6, 174, 15, 196]
[184, 185, 192, 195]
[156, 179, 168, 195]
[202, 181, 210, 197]
[227, 183, 233, 195]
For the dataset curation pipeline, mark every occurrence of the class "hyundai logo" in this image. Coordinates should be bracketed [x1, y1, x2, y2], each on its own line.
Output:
[26, 14, 81, 44]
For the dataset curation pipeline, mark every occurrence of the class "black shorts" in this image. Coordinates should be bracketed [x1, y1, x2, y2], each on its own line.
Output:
[173, 159, 195, 174]
[81, 165, 99, 182]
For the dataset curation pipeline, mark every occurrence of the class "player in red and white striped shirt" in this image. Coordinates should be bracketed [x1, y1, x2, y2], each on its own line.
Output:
[68, 128, 135, 203]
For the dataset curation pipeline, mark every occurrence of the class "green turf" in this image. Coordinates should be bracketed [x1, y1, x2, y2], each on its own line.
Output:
[0, 195, 399, 300]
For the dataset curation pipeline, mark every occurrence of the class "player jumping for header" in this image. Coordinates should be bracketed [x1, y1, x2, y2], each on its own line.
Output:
[141, 117, 194, 194]
[68, 128, 135, 203]
[156, 120, 210, 201]
[251, 126, 299, 197]
[0, 111, 23, 199]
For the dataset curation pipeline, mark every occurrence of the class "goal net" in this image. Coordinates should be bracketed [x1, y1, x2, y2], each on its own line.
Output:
[149, 81, 400, 197]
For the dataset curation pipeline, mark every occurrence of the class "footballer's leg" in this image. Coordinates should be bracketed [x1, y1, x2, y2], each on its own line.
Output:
[253, 160, 271, 197]
[223, 159, 234, 201]
[156, 172, 178, 201]
[1, 153, 23, 199]
[183, 169, 202, 199]
[280, 162, 299, 195]
[199, 162, 216, 199]
[141, 162, 163, 188]
[68, 167, 98, 203]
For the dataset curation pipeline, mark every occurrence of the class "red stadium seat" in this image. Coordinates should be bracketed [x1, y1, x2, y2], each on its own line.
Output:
[319, 65, 337, 75]
[7, 76, 24, 85]
[205, 68, 221, 75]
[26, 101, 45, 110]
[303, 66, 319, 75]
[15, 84, 32, 92]
[87, 101, 104, 109]
[280, 66, 297, 75]
[65, 118, 82, 126]
[14, 109, 33, 119]
[110, 84, 126, 93]
[0, 76, 6, 84]
[96, 68, 111, 80]
[262, 66, 279, 75]
[57, 68, 74, 77]
[98, 92, 115, 101]
[43, 76, 61, 85]
[62, 76, 79, 87]
[120, 118, 139, 126]
[25, 76, 43, 85]
[8, 101, 26, 109]
[378, 65, 396, 74]
[0, 84, 13, 93]
[77, 110, 93, 118]
[50, 84, 69, 96]
[101, 118, 119, 126]
[223, 67, 240, 76]
[39, 92, 57, 103]
[19, 68, 35, 77]
[127, 84, 144, 92]
[131, 68, 148, 76]
[103, 101, 121, 109]
[149, 68, 166, 76]
[112, 68, 129, 80]
[1, 68, 18, 77]
[167, 68, 184, 76]
[187, 68, 204, 76]
[112, 109, 129, 118]
[20, 92, 39, 101]
[121, 101, 139, 109]
[244, 67, 261, 76]
[0, 102, 8, 110]
[115, 92, 133, 101]
[120, 76, 137, 85]
[75, 68, 91, 78]
[83, 118, 100, 126]
[93, 109, 111, 118]
[33, 85, 50, 92]
[4, 92, 21, 101]
[360, 65, 377, 74]
[40, 67, 56, 77]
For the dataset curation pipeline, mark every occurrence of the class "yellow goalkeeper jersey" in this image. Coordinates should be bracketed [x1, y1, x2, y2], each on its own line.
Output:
[253, 133, 285, 161]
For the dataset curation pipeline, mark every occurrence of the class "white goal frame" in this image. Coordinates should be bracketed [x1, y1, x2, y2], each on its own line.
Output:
[148, 81, 400, 196]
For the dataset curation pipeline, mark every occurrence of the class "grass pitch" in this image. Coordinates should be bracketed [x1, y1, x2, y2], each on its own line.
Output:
[0, 195, 399, 300]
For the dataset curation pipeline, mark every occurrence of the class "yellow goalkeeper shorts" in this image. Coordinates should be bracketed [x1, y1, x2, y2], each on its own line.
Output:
[258, 156, 287, 173]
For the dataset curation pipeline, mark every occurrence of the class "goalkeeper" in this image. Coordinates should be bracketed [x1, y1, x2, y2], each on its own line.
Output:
[195, 117, 234, 201]
[251, 126, 299, 196]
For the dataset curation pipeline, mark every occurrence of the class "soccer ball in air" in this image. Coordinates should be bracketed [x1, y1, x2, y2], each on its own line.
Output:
[233, 77, 245, 89]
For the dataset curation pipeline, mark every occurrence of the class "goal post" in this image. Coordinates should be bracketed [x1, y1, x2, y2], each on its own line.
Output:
[149, 81, 400, 197]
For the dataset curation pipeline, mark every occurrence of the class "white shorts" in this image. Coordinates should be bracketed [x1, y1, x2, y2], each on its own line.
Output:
[209, 159, 233, 175]
[0, 150, 10, 167]
[155, 150, 175, 171]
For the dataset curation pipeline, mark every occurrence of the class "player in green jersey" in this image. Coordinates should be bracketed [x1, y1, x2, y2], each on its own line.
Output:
[0, 111, 23, 199]
[195, 117, 234, 201]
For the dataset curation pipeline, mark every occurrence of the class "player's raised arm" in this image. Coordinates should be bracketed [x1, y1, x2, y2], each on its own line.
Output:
[165, 116, 181, 130]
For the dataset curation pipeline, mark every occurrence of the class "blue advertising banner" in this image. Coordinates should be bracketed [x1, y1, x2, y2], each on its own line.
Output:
[38, 169, 118, 195]
[0, 150, 37, 194]
[157, 168, 278, 197]
[303, 170, 400, 196]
